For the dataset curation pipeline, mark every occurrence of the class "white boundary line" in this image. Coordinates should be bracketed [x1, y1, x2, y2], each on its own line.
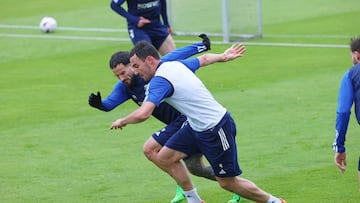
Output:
[264, 34, 353, 39]
[0, 24, 127, 32]
[244, 42, 347, 48]
[0, 33, 131, 42]
[0, 33, 348, 49]
[0, 24, 349, 48]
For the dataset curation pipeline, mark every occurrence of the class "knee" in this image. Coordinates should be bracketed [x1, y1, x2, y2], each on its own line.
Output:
[157, 156, 171, 167]
[157, 147, 186, 167]
[142, 142, 159, 162]
[216, 178, 234, 191]
[142, 145, 152, 161]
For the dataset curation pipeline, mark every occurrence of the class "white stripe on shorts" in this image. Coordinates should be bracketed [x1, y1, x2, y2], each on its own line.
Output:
[218, 128, 230, 151]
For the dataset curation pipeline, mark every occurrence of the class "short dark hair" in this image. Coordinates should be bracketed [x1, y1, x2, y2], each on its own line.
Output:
[350, 37, 360, 52]
[109, 51, 130, 69]
[129, 41, 160, 61]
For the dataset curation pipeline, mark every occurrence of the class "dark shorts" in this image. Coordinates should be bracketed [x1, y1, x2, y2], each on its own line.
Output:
[128, 20, 169, 49]
[165, 112, 242, 177]
[151, 115, 187, 146]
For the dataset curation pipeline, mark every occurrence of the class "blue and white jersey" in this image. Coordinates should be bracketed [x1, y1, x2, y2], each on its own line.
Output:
[145, 60, 227, 131]
[333, 63, 360, 152]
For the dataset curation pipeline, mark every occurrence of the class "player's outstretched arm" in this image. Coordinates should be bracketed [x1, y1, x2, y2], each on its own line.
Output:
[110, 102, 156, 130]
[198, 43, 246, 67]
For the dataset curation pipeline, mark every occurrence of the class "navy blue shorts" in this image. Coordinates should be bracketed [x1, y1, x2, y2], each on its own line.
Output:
[358, 156, 360, 171]
[128, 20, 169, 50]
[165, 112, 242, 177]
[151, 115, 187, 146]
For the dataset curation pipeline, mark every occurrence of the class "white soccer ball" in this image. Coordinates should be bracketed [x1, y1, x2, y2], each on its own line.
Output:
[39, 17, 57, 33]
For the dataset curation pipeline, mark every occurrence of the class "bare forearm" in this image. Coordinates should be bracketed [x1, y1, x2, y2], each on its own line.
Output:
[123, 109, 150, 124]
[110, 102, 155, 130]
[198, 43, 246, 67]
[199, 53, 227, 67]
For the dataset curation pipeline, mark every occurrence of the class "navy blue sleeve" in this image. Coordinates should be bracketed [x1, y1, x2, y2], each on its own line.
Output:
[101, 81, 130, 111]
[160, 0, 169, 27]
[333, 70, 353, 152]
[161, 42, 208, 61]
[144, 76, 173, 106]
[110, 0, 139, 26]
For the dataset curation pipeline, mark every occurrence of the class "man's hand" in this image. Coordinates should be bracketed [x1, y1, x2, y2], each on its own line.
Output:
[222, 43, 246, 61]
[199, 33, 211, 51]
[167, 27, 173, 35]
[137, 16, 151, 28]
[88, 91, 102, 108]
[334, 152, 347, 173]
[110, 118, 127, 130]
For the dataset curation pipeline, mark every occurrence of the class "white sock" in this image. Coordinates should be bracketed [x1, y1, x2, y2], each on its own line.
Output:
[267, 194, 281, 203]
[183, 188, 202, 203]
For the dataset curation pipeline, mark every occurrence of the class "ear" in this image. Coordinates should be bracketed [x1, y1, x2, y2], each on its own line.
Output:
[355, 51, 360, 59]
[355, 51, 360, 62]
[145, 55, 154, 65]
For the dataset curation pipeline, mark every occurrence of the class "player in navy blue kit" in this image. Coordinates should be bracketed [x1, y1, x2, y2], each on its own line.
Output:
[332, 36, 360, 193]
[110, 41, 286, 203]
[89, 35, 240, 202]
[110, 0, 175, 56]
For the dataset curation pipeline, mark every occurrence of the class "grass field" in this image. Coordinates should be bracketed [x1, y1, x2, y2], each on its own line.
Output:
[1, 0, 359, 202]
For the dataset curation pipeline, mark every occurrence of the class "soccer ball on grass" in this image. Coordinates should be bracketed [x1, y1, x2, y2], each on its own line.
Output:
[39, 17, 57, 33]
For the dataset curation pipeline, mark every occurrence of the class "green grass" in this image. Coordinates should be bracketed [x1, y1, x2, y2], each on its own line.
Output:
[1, 0, 360, 202]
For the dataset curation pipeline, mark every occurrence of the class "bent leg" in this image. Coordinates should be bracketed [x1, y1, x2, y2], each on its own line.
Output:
[184, 153, 216, 181]
[158, 34, 176, 55]
[184, 154, 243, 202]
[144, 137, 186, 203]
[157, 146, 194, 191]
[143, 136, 162, 163]
[216, 177, 269, 203]
[143, 136, 184, 187]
